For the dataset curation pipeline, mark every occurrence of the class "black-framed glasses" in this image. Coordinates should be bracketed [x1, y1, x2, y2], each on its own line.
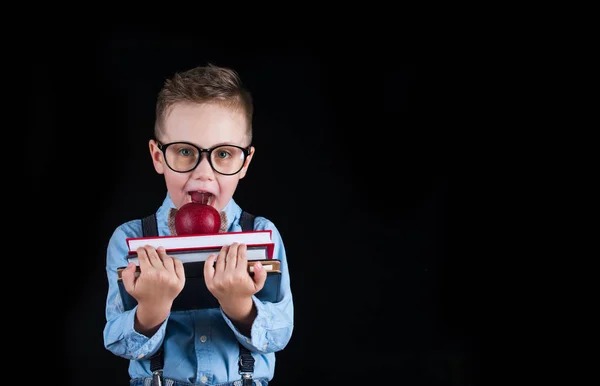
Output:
[157, 141, 251, 175]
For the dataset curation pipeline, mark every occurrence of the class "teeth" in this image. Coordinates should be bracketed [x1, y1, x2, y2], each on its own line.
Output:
[190, 191, 213, 205]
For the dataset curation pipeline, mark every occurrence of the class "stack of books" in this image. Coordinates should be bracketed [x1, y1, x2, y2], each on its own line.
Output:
[117, 230, 281, 311]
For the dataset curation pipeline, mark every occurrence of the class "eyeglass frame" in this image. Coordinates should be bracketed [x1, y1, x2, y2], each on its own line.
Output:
[156, 140, 252, 176]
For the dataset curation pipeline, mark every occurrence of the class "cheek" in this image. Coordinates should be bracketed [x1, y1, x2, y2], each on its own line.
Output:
[164, 173, 189, 208]
[214, 177, 240, 210]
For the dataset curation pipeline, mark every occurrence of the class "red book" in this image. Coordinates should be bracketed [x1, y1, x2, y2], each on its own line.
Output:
[126, 230, 272, 252]
[126, 242, 274, 265]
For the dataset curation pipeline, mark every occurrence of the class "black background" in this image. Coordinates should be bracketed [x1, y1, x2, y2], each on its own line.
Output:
[25, 25, 477, 385]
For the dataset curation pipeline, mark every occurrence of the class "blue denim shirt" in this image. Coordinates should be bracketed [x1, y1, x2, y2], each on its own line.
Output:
[103, 194, 294, 384]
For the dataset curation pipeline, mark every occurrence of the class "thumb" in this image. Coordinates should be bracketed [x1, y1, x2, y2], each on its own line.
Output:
[121, 262, 138, 294]
[252, 261, 268, 291]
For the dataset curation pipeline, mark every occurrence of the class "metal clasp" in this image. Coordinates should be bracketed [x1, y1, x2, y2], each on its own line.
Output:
[151, 369, 163, 386]
[241, 373, 253, 386]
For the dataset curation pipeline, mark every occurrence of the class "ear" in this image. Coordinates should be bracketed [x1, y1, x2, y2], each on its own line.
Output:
[238, 146, 255, 180]
[149, 139, 166, 174]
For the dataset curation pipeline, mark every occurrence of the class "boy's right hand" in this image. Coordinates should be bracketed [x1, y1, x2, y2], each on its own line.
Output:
[121, 245, 185, 334]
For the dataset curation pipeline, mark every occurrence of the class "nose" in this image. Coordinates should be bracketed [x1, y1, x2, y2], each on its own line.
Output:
[190, 153, 215, 180]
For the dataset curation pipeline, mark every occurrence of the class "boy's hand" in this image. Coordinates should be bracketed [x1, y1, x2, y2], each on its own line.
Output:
[121, 245, 185, 335]
[204, 242, 268, 327]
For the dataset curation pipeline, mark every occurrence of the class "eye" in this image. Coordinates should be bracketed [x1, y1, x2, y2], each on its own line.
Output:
[172, 144, 198, 158]
[215, 149, 232, 159]
[179, 148, 194, 157]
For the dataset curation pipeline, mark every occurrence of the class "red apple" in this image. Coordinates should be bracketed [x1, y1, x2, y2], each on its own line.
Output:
[175, 202, 221, 235]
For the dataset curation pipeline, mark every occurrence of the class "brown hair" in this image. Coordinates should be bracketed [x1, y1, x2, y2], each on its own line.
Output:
[154, 63, 253, 144]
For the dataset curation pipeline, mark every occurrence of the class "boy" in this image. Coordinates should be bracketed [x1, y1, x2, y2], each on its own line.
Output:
[103, 64, 294, 386]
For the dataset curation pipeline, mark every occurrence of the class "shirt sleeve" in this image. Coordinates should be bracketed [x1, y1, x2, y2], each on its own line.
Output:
[221, 218, 294, 354]
[102, 223, 168, 361]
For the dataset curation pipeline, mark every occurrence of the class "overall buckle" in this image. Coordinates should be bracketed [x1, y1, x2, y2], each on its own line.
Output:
[151, 369, 163, 386]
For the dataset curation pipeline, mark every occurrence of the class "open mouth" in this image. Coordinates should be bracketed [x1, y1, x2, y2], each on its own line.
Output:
[190, 191, 214, 205]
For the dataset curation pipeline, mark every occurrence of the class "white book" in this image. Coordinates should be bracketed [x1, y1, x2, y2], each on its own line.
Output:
[127, 244, 273, 265]
[126, 230, 272, 252]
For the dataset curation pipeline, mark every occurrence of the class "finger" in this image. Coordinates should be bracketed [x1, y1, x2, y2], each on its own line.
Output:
[215, 245, 229, 272]
[173, 257, 186, 284]
[226, 242, 240, 270]
[136, 246, 151, 271]
[121, 262, 138, 294]
[204, 253, 218, 281]
[157, 247, 175, 272]
[235, 243, 248, 274]
[144, 245, 163, 267]
[251, 261, 268, 292]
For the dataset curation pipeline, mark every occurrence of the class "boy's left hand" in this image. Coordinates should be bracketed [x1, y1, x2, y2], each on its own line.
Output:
[204, 242, 267, 322]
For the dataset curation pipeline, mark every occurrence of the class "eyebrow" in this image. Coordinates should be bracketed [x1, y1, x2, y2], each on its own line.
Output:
[168, 140, 246, 149]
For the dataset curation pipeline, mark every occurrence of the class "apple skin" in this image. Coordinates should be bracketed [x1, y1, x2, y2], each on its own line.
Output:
[175, 202, 221, 235]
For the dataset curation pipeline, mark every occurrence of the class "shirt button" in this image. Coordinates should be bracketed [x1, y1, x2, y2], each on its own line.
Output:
[200, 335, 207, 343]
[137, 354, 144, 359]
[200, 376, 208, 383]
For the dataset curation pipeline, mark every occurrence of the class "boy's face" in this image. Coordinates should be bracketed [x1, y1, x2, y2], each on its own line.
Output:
[149, 102, 254, 212]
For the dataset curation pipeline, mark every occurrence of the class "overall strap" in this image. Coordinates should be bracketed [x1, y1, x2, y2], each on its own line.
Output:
[140, 213, 165, 383]
[141, 211, 257, 386]
[237, 211, 256, 385]
[239, 211, 255, 234]
[141, 214, 158, 240]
